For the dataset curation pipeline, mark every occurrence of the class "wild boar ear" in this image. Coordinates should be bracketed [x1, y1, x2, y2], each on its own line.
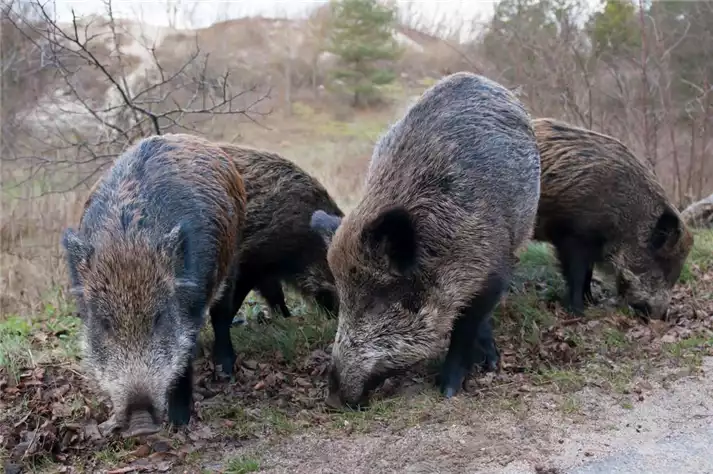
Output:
[651, 209, 682, 254]
[361, 206, 417, 275]
[310, 210, 343, 247]
[61, 228, 94, 288]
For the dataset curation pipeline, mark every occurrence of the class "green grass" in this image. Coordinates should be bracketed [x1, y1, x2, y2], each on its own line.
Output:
[0, 292, 80, 382]
[203, 402, 300, 440]
[663, 335, 713, 370]
[590, 362, 639, 394]
[679, 230, 713, 284]
[224, 456, 261, 474]
[532, 368, 587, 392]
[315, 116, 390, 141]
[0, 315, 35, 379]
[216, 291, 337, 363]
[92, 439, 142, 469]
[494, 242, 563, 347]
[0, 294, 80, 381]
[559, 394, 582, 415]
[514, 241, 562, 287]
[328, 397, 409, 432]
[602, 327, 630, 351]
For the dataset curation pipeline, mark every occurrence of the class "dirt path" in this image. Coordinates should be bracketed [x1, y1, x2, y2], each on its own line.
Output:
[204, 357, 713, 474]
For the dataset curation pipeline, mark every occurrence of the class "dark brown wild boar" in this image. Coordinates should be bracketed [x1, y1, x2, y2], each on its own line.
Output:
[310, 72, 542, 407]
[210, 143, 343, 375]
[532, 117, 694, 319]
[62, 133, 247, 436]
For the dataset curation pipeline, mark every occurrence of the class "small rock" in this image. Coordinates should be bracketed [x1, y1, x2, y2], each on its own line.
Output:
[242, 360, 258, 370]
[584, 451, 593, 457]
[156, 461, 172, 472]
[152, 440, 171, 453]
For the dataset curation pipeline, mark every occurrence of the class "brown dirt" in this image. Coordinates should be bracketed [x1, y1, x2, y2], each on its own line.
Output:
[226, 357, 713, 474]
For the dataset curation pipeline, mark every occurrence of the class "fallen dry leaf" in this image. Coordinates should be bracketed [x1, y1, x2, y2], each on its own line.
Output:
[131, 444, 151, 458]
[155, 461, 173, 472]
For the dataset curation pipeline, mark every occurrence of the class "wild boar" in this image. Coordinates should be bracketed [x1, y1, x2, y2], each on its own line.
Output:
[63, 133, 246, 436]
[310, 72, 541, 407]
[532, 117, 694, 318]
[211, 144, 343, 375]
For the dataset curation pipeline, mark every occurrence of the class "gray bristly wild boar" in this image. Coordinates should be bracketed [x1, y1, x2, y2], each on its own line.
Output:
[62, 133, 247, 437]
[681, 193, 713, 230]
[309, 71, 542, 408]
[207, 143, 343, 376]
[532, 117, 694, 319]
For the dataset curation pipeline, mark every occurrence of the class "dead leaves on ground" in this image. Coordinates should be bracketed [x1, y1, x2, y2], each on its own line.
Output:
[0, 364, 110, 471]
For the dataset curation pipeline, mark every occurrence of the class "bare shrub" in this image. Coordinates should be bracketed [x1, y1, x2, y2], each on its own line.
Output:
[0, 0, 270, 316]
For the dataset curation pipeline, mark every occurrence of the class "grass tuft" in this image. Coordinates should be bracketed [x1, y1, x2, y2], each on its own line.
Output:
[224, 456, 261, 474]
[679, 230, 713, 283]
[211, 290, 337, 363]
[0, 294, 80, 382]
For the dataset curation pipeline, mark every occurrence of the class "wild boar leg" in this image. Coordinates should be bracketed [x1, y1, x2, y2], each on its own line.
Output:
[583, 263, 595, 304]
[256, 278, 292, 318]
[313, 288, 339, 318]
[439, 272, 506, 398]
[210, 277, 240, 377]
[554, 235, 594, 315]
[473, 315, 499, 373]
[166, 362, 193, 427]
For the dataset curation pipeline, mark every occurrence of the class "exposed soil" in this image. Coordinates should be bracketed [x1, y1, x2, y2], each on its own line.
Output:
[232, 357, 713, 474]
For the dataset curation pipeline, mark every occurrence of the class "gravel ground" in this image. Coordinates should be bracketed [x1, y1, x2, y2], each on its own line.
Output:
[209, 357, 713, 474]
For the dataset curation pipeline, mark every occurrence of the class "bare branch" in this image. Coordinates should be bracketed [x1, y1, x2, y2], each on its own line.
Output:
[2, 0, 270, 198]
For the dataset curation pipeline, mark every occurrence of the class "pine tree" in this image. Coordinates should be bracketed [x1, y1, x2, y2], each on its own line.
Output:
[327, 0, 402, 108]
[588, 0, 640, 59]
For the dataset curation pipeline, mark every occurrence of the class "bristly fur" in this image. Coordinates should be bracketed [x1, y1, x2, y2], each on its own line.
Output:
[312, 72, 541, 405]
[203, 142, 344, 377]
[219, 143, 343, 316]
[532, 117, 694, 319]
[82, 143, 343, 319]
[64, 133, 247, 429]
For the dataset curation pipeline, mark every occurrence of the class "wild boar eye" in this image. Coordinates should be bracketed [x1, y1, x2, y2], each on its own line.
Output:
[616, 274, 631, 293]
[93, 317, 112, 333]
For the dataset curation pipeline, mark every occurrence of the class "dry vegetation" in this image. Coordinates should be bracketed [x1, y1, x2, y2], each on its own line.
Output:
[1, 0, 713, 472]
